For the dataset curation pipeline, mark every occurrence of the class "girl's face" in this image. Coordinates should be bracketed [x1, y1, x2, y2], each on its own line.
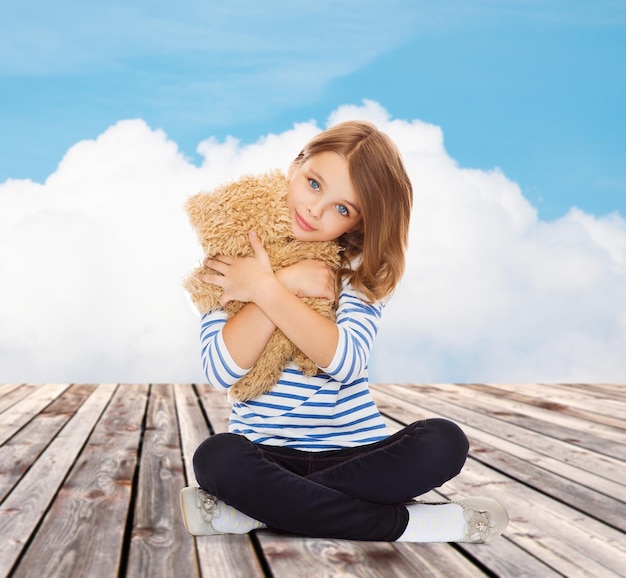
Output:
[286, 151, 362, 242]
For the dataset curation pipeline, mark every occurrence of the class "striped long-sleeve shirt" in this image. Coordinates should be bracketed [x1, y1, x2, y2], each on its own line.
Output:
[199, 285, 390, 451]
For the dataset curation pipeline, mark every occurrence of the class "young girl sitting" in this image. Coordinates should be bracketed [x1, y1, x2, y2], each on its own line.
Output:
[180, 120, 508, 543]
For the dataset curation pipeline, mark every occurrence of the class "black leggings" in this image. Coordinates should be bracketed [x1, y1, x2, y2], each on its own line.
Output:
[192, 418, 469, 541]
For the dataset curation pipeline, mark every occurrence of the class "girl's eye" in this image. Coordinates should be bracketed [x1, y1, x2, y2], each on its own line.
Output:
[309, 179, 320, 191]
[336, 204, 349, 217]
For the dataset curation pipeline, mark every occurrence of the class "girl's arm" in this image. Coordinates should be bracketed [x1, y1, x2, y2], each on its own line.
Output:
[221, 303, 276, 369]
[221, 257, 338, 369]
[198, 231, 341, 369]
[249, 274, 339, 367]
[200, 281, 380, 390]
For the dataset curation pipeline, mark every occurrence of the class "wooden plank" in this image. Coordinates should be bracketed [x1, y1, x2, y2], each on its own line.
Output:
[393, 542, 490, 578]
[380, 417, 563, 578]
[468, 435, 625, 533]
[0, 384, 96, 502]
[126, 384, 198, 578]
[374, 388, 626, 532]
[176, 384, 265, 578]
[551, 382, 626, 399]
[518, 382, 626, 409]
[259, 534, 444, 578]
[0, 384, 38, 413]
[195, 383, 231, 435]
[0, 384, 70, 444]
[0, 383, 24, 399]
[3, 382, 622, 578]
[372, 384, 625, 485]
[195, 534, 266, 578]
[372, 387, 626, 507]
[174, 383, 211, 486]
[449, 454, 626, 578]
[426, 382, 626, 442]
[0, 384, 117, 576]
[399, 382, 626, 460]
[463, 383, 626, 430]
[9, 384, 147, 578]
[377, 389, 626, 578]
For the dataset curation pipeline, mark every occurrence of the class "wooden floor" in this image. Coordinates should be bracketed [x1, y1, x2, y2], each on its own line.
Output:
[0, 382, 624, 578]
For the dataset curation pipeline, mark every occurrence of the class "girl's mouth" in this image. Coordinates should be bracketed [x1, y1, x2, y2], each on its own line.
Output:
[295, 211, 316, 232]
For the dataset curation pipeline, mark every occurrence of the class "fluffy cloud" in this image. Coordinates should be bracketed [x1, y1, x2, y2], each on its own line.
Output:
[1, 101, 624, 384]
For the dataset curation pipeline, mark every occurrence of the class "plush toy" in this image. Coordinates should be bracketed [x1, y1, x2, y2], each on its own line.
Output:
[184, 170, 342, 402]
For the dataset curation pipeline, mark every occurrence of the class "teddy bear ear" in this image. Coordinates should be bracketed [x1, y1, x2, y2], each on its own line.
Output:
[185, 193, 208, 228]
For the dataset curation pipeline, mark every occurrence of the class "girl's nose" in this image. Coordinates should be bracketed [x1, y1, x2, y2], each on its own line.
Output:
[307, 203, 322, 219]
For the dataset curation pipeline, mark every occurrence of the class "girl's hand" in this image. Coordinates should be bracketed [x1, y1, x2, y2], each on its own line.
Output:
[276, 260, 337, 302]
[196, 231, 275, 306]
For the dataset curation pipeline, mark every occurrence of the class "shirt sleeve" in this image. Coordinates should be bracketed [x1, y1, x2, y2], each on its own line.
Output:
[200, 311, 250, 390]
[320, 286, 383, 384]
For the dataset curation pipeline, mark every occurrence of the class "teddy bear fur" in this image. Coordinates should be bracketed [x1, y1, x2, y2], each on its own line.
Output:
[184, 170, 342, 402]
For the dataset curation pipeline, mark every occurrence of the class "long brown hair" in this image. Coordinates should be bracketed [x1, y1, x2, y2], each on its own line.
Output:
[293, 121, 413, 302]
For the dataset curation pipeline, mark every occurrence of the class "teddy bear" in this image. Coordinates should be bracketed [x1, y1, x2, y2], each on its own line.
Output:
[184, 170, 342, 402]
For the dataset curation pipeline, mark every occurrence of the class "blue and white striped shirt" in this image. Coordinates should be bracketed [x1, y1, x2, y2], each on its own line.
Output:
[200, 286, 390, 451]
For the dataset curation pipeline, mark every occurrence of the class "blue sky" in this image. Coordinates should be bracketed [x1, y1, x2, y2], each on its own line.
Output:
[2, 1, 625, 220]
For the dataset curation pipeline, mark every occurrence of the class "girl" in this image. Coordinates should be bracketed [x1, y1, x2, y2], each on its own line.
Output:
[180, 121, 508, 543]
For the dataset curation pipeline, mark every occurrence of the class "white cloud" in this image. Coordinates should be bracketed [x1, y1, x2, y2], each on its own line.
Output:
[1, 101, 625, 384]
